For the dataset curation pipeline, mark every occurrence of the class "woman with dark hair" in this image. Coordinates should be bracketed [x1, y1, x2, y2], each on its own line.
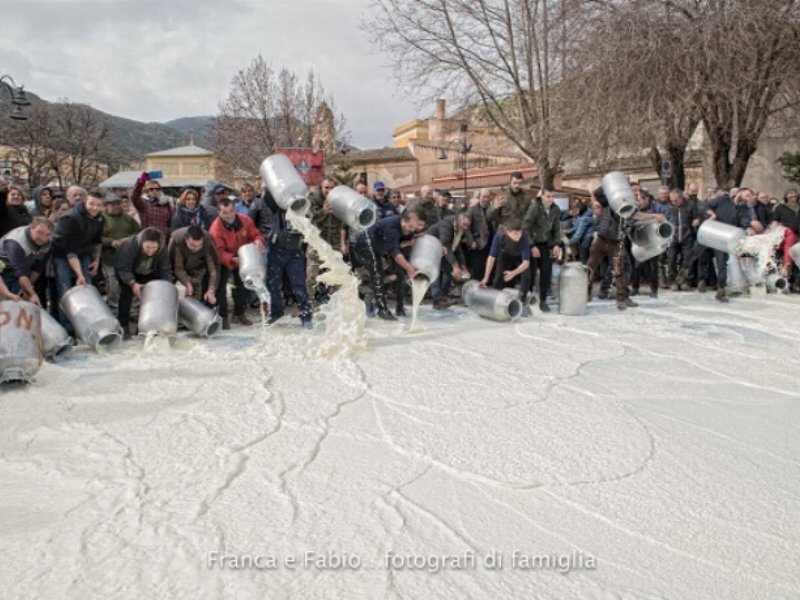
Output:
[0, 185, 33, 237]
[171, 188, 209, 232]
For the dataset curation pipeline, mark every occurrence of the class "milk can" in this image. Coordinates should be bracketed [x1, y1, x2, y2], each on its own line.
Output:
[60, 285, 123, 351]
[259, 154, 310, 213]
[138, 280, 179, 337]
[410, 235, 443, 284]
[558, 262, 589, 316]
[600, 171, 637, 219]
[461, 280, 523, 322]
[0, 300, 42, 383]
[328, 186, 377, 231]
[178, 297, 222, 337]
[697, 220, 745, 254]
[37, 306, 73, 361]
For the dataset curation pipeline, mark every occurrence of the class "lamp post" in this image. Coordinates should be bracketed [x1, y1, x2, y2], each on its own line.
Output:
[459, 122, 472, 203]
[0, 75, 31, 121]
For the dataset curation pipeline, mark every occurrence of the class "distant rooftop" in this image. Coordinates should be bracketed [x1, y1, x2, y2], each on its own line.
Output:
[146, 144, 214, 158]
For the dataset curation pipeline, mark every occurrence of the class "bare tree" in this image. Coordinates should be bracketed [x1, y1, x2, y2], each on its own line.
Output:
[47, 101, 115, 187]
[575, 0, 800, 188]
[212, 55, 349, 180]
[368, 0, 584, 189]
[0, 103, 56, 187]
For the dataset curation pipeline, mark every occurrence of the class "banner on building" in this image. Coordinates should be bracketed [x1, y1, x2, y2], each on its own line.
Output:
[275, 148, 324, 187]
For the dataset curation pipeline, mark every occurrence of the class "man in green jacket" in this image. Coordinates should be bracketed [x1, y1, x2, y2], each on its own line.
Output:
[521, 188, 562, 312]
[101, 192, 140, 309]
[487, 172, 531, 231]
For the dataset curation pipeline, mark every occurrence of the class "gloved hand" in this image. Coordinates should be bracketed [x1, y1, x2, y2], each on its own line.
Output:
[137, 171, 150, 184]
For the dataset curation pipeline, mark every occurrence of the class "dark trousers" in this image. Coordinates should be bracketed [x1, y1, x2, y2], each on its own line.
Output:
[587, 237, 629, 302]
[118, 273, 156, 331]
[266, 247, 311, 320]
[217, 266, 247, 319]
[492, 252, 532, 293]
[430, 258, 453, 300]
[467, 247, 489, 282]
[668, 236, 695, 281]
[687, 243, 725, 288]
[530, 242, 552, 300]
[631, 257, 658, 292]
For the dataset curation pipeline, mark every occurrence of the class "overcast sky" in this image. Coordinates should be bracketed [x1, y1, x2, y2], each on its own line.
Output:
[1, 0, 423, 149]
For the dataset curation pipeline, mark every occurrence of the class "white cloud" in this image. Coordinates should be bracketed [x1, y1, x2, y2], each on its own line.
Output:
[1, 0, 426, 148]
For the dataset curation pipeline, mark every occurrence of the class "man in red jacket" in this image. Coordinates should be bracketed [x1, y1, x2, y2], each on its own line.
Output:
[209, 198, 265, 328]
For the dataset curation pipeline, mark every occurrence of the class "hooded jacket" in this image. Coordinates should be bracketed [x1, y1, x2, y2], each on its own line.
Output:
[51, 201, 104, 259]
[29, 186, 53, 217]
[115, 229, 172, 286]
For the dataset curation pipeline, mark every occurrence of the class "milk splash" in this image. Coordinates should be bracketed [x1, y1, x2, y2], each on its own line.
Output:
[286, 210, 366, 359]
[408, 276, 430, 334]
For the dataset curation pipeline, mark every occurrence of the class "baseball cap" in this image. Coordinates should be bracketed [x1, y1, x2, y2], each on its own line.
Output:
[373, 181, 385, 191]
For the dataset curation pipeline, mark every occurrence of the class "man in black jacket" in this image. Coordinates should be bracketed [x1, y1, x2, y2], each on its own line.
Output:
[678, 191, 749, 302]
[427, 213, 471, 309]
[115, 227, 172, 337]
[354, 212, 423, 320]
[256, 190, 313, 327]
[51, 188, 105, 325]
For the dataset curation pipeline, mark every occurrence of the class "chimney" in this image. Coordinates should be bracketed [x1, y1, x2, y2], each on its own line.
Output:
[188, 131, 195, 146]
[435, 99, 446, 121]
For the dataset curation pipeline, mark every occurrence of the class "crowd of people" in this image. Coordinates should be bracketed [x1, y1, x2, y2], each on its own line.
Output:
[0, 169, 796, 341]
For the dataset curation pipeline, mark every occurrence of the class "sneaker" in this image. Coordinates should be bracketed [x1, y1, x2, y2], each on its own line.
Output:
[624, 298, 639, 308]
[377, 308, 397, 321]
[233, 314, 253, 326]
[395, 306, 407, 317]
[715, 289, 729, 303]
[616, 301, 628, 311]
[630, 288, 640, 296]
[697, 280, 707, 293]
[539, 302, 551, 313]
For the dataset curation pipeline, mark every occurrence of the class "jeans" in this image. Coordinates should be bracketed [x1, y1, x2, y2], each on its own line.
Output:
[430, 258, 453, 300]
[266, 246, 311, 320]
[117, 273, 156, 332]
[53, 255, 91, 326]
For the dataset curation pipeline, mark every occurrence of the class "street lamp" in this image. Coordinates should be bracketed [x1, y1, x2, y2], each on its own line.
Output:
[459, 122, 472, 202]
[0, 75, 31, 121]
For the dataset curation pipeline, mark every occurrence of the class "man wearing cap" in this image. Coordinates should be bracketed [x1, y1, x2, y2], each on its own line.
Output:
[101, 192, 140, 310]
[130, 172, 174, 240]
[202, 181, 230, 222]
[372, 181, 398, 220]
